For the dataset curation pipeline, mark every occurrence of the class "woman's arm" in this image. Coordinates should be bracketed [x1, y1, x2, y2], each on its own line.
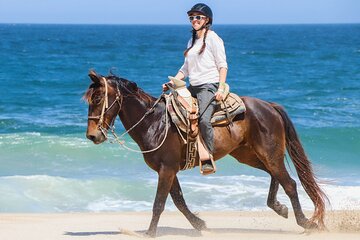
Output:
[215, 67, 227, 101]
[219, 67, 227, 85]
[175, 71, 186, 81]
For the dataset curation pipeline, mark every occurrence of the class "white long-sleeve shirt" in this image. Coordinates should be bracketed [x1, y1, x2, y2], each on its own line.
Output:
[179, 30, 228, 86]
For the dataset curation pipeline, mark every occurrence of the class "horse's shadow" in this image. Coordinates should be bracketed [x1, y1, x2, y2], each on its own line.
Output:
[64, 227, 298, 238]
[64, 231, 120, 236]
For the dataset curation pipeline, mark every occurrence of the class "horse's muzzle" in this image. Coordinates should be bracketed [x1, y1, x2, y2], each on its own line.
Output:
[86, 130, 106, 144]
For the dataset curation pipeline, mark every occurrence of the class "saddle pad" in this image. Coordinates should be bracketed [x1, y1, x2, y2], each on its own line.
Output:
[167, 92, 246, 133]
[211, 93, 246, 125]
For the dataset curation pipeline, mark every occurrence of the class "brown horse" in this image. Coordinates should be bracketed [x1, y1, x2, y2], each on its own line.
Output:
[84, 70, 327, 237]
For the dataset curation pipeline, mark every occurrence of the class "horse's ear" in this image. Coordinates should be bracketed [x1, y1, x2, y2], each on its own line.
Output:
[88, 69, 103, 85]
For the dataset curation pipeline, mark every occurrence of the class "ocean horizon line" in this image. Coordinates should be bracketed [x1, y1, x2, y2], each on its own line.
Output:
[1, 22, 360, 26]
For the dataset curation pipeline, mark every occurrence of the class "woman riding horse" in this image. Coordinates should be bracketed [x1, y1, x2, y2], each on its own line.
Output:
[163, 3, 228, 174]
[84, 70, 327, 237]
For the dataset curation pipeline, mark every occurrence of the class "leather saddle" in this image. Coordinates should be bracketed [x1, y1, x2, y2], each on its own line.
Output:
[166, 79, 246, 135]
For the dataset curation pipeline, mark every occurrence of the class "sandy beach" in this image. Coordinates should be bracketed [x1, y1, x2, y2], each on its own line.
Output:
[0, 210, 359, 240]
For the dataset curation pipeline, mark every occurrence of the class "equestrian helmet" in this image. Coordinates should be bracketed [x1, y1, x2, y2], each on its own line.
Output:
[187, 3, 213, 25]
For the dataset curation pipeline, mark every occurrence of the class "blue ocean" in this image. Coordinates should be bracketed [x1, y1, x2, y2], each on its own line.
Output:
[0, 24, 359, 213]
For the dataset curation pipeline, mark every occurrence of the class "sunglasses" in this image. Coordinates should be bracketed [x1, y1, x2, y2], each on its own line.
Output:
[188, 15, 207, 22]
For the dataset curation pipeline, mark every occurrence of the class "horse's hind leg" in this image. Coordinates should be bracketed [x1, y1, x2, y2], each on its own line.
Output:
[267, 177, 288, 218]
[230, 148, 288, 218]
[269, 163, 317, 229]
[170, 176, 207, 231]
[229, 148, 288, 218]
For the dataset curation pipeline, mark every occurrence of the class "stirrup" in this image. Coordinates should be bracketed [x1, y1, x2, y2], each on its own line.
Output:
[199, 155, 216, 175]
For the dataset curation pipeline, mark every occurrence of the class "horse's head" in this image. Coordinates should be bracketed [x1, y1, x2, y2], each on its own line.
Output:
[84, 70, 122, 144]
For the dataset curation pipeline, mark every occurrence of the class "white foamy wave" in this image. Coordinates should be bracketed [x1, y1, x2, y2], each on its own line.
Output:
[171, 175, 279, 211]
[24, 132, 42, 136]
[0, 174, 359, 213]
[0, 175, 150, 212]
[0, 132, 135, 150]
[323, 184, 360, 210]
[163, 175, 360, 212]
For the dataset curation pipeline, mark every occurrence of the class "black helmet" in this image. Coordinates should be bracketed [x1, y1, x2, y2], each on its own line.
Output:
[187, 3, 213, 25]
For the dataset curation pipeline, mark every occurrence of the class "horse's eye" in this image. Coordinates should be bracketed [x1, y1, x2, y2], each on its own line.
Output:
[92, 95, 103, 105]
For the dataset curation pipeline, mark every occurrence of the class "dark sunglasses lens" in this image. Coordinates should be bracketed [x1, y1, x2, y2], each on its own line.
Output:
[189, 16, 194, 21]
[195, 16, 201, 20]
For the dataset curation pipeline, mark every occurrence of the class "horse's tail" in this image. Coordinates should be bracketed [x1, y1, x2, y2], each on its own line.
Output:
[271, 103, 328, 229]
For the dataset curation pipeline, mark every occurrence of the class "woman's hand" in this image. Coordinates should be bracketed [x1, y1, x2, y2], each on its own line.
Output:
[215, 90, 224, 101]
[215, 81, 226, 101]
[162, 82, 170, 91]
[163, 73, 184, 92]
[162, 81, 174, 92]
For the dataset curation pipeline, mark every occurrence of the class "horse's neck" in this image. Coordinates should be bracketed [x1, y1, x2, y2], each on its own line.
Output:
[119, 96, 151, 129]
[119, 96, 164, 146]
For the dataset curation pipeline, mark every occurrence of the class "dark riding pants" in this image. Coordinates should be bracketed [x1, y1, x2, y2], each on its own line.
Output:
[188, 83, 218, 154]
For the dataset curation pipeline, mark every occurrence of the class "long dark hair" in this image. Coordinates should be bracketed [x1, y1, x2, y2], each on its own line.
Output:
[183, 25, 210, 56]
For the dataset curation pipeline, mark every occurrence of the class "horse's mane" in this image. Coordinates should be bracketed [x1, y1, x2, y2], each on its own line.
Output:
[83, 74, 156, 106]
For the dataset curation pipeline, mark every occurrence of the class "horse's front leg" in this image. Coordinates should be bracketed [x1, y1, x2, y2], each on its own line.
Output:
[146, 165, 176, 237]
[170, 176, 207, 231]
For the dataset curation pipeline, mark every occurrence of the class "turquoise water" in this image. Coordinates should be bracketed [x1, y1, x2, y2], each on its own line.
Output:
[0, 24, 359, 212]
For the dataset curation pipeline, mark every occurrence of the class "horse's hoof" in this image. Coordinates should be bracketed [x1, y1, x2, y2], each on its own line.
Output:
[279, 205, 288, 219]
[305, 221, 319, 230]
[298, 218, 318, 230]
[145, 230, 156, 238]
[191, 218, 207, 231]
[273, 202, 288, 219]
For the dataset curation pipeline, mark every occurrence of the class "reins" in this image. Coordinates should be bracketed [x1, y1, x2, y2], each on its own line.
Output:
[88, 77, 170, 154]
[109, 95, 169, 153]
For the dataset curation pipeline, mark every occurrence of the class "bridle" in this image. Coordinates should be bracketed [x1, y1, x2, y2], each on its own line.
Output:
[87, 77, 123, 139]
[87, 76, 170, 154]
